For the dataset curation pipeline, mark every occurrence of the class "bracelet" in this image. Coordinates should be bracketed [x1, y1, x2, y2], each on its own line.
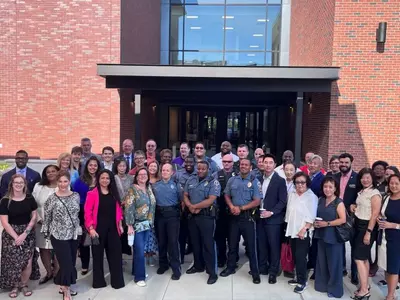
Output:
[366, 228, 372, 233]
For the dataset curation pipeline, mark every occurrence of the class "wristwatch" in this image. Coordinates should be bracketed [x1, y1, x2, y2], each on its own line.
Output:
[327, 221, 331, 227]
[366, 228, 373, 233]
[25, 228, 31, 234]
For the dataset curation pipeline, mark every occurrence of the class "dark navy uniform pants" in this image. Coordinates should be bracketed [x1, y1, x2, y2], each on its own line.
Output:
[188, 215, 217, 277]
[215, 213, 229, 265]
[156, 210, 181, 276]
[315, 240, 344, 298]
[227, 214, 259, 275]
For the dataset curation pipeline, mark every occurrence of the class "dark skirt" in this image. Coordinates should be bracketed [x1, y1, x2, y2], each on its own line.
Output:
[0, 224, 40, 289]
[353, 217, 377, 261]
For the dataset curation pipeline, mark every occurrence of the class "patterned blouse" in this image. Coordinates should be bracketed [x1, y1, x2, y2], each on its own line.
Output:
[41, 192, 80, 240]
[115, 174, 134, 201]
[124, 185, 156, 233]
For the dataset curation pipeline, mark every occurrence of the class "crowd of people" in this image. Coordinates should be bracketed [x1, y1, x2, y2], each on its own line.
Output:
[0, 138, 399, 300]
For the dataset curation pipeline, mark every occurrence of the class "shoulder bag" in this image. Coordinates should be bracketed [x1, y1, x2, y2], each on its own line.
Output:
[334, 198, 354, 243]
[55, 194, 82, 240]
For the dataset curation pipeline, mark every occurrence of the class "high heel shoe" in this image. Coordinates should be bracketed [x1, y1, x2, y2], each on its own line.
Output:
[351, 292, 370, 300]
[354, 285, 371, 295]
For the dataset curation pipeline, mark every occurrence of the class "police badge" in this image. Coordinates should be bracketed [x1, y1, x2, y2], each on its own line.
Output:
[247, 182, 252, 188]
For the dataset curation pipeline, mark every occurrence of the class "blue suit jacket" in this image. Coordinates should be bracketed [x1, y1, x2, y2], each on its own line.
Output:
[258, 172, 288, 224]
[333, 171, 359, 210]
[310, 172, 325, 197]
[0, 167, 41, 198]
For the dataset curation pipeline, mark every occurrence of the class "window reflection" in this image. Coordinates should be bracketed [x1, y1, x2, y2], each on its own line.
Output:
[266, 5, 281, 51]
[225, 52, 264, 66]
[226, 0, 267, 4]
[170, 5, 184, 50]
[185, 0, 225, 4]
[184, 6, 224, 50]
[184, 52, 224, 65]
[224, 6, 267, 51]
[170, 51, 184, 65]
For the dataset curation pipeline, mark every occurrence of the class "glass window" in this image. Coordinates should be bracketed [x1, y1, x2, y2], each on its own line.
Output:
[226, 0, 267, 4]
[224, 6, 267, 51]
[268, 0, 281, 4]
[170, 51, 184, 65]
[184, 6, 224, 50]
[183, 51, 224, 65]
[170, 6, 184, 50]
[185, 0, 225, 4]
[266, 5, 281, 51]
[224, 52, 265, 66]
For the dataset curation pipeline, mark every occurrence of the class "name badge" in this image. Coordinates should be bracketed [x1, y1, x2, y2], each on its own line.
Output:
[349, 184, 356, 188]
[170, 184, 175, 189]
[204, 182, 208, 187]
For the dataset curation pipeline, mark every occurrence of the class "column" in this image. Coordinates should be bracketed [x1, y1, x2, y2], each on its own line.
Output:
[134, 94, 142, 150]
[294, 92, 304, 166]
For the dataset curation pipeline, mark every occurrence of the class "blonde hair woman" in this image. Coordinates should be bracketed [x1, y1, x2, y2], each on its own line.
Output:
[57, 153, 79, 186]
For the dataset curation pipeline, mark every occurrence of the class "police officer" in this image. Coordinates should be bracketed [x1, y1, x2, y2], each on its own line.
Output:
[194, 141, 219, 174]
[213, 153, 236, 268]
[220, 158, 262, 284]
[173, 155, 196, 262]
[184, 161, 221, 285]
[233, 144, 256, 174]
[153, 163, 182, 280]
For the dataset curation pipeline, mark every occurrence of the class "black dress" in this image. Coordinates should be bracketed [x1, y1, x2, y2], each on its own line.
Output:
[91, 192, 124, 289]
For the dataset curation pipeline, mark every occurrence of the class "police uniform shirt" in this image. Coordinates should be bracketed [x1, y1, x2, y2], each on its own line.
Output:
[184, 175, 221, 205]
[213, 170, 236, 194]
[194, 157, 219, 174]
[152, 179, 181, 207]
[224, 174, 262, 207]
[173, 169, 197, 190]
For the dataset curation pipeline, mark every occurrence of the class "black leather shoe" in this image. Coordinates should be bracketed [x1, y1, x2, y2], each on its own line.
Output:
[207, 275, 218, 285]
[310, 272, 315, 280]
[220, 268, 236, 277]
[185, 247, 193, 255]
[268, 275, 277, 284]
[171, 273, 181, 280]
[186, 266, 204, 274]
[343, 270, 348, 277]
[252, 276, 261, 284]
[157, 267, 169, 275]
[218, 261, 226, 268]
[249, 270, 268, 276]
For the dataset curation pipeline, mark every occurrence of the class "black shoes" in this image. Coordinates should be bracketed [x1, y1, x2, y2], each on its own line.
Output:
[218, 261, 226, 268]
[252, 276, 261, 284]
[343, 270, 348, 277]
[171, 273, 181, 280]
[268, 275, 277, 284]
[249, 270, 268, 276]
[186, 266, 205, 274]
[207, 275, 218, 285]
[157, 267, 169, 275]
[220, 268, 236, 277]
[310, 273, 316, 280]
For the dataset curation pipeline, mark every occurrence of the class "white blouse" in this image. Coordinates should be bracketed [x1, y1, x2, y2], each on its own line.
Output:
[285, 189, 318, 239]
[32, 183, 56, 221]
[354, 187, 381, 220]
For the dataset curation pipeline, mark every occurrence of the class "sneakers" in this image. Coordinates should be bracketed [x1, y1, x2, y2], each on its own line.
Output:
[288, 279, 298, 286]
[136, 280, 146, 287]
[294, 283, 307, 294]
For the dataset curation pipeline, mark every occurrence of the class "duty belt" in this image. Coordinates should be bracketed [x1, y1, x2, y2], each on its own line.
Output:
[156, 205, 180, 212]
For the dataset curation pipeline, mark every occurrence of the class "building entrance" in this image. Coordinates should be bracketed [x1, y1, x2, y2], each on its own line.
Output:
[168, 106, 277, 156]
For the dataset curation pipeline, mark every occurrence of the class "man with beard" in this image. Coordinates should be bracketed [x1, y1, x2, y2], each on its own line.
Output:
[194, 142, 219, 174]
[173, 156, 196, 262]
[184, 161, 221, 284]
[220, 159, 262, 284]
[211, 141, 239, 169]
[213, 153, 236, 268]
[334, 153, 359, 285]
[274, 150, 300, 178]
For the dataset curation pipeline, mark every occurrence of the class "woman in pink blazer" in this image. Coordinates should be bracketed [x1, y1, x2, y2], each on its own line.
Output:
[84, 169, 125, 289]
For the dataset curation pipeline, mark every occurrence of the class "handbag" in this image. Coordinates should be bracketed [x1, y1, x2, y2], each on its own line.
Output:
[334, 198, 354, 243]
[280, 242, 294, 272]
[377, 195, 390, 246]
[55, 195, 82, 240]
[83, 230, 100, 247]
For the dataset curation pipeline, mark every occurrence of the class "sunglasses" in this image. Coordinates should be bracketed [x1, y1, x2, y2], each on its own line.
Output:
[222, 160, 233, 163]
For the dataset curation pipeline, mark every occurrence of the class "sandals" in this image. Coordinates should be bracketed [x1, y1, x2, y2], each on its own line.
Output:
[59, 288, 78, 296]
[8, 287, 19, 298]
[20, 285, 32, 297]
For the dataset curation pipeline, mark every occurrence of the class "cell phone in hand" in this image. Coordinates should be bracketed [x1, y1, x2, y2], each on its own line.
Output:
[92, 236, 100, 246]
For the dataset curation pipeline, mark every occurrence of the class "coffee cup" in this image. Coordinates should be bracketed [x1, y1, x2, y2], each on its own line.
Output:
[259, 208, 266, 218]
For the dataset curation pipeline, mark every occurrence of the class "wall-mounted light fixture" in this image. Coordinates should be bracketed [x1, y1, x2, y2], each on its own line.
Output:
[376, 22, 387, 43]
[308, 98, 312, 105]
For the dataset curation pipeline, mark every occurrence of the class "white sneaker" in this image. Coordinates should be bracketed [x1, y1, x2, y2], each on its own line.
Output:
[136, 280, 146, 287]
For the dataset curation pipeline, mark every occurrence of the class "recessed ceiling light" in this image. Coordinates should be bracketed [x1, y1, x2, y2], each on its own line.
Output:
[257, 19, 268, 22]
[249, 45, 259, 48]
[253, 34, 263, 37]
[223, 27, 234, 30]
[186, 16, 199, 19]
[247, 54, 256, 57]
[222, 16, 234, 19]
[190, 26, 202, 30]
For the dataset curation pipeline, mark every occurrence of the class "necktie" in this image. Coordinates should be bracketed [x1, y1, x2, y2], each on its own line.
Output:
[125, 156, 130, 169]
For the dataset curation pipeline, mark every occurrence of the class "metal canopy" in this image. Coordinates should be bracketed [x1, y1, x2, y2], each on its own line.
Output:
[97, 64, 340, 93]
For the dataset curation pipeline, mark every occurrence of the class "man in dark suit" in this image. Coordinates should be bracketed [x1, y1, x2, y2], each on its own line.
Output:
[258, 154, 288, 284]
[334, 152, 359, 285]
[0, 150, 41, 198]
[114, 139, 135, 171]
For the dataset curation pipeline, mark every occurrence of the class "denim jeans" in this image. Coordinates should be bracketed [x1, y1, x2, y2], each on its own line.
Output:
[132, 230, 150, 281]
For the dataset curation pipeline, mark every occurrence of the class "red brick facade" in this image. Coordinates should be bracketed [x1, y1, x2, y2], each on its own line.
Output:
[291, 0, 400, 170]
[0, 0, 121, 158]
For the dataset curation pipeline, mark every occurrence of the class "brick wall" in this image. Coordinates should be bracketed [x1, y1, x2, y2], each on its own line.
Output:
[329, 0, 400, 170]
[0, 0, 120, 159]
[291, 0, 400, 170]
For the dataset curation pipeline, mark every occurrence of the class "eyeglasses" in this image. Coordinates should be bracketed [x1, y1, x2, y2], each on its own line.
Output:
[137, 173, 148, 177]
[13, 181, 25, 185]
[147, 145, 155, 148]
[195, 147, 204, 150]
[295, 181, 307, 185]
[222, 161, 233, 163]
[135, 157, 145, 160]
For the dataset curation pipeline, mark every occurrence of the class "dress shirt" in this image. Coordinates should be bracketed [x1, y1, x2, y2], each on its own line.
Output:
[16, 167, 27, 178]
[211, 152, 239, 169]
[124, 154, 133, 168]
[339, 171, 351, 199]
[262, 172, 274, 199]
[286, 180, 295, 193]
[103, 161, 113, 171]
[310, 171, 321, 181]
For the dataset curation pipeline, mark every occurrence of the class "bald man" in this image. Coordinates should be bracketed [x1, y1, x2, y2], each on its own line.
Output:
[274, 150, 300, 178]
[211, 141, 239, 169]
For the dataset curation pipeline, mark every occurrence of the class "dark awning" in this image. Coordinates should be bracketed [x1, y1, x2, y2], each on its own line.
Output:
[97, 64, 339, 93]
